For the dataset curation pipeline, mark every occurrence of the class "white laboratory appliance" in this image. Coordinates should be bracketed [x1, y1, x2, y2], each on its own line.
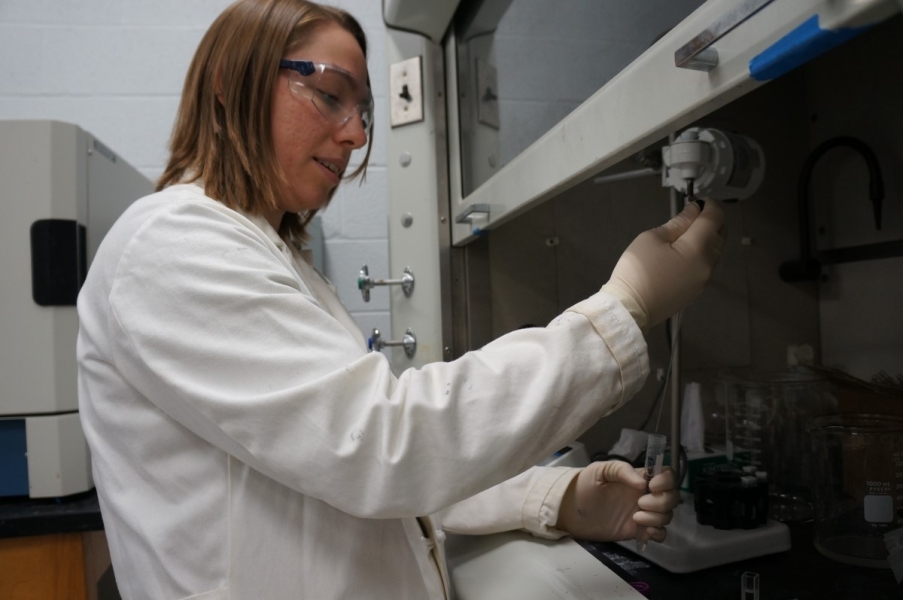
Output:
[0, 120, 152, 498]
[380, 0, 903, 593]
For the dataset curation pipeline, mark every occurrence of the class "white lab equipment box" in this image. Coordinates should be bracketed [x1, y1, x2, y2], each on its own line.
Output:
[0, 119, 153, 497]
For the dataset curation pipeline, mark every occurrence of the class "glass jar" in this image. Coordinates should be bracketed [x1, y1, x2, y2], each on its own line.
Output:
[809, 414, 903, 568]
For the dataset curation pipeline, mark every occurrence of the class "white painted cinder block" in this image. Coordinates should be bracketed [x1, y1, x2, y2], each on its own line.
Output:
[319, 199, 343, 240]
[0, 0, 390, 315]
[42, 28, 207, 96]
[323, 0, 385, 30]
[111, 97, 182, 168]
[121, 0, 233, 27]
[0, 0, 123, 26]
[0, 27, 46, 93]
[363, 26, 388, 100]
[342, 167, 388, 240]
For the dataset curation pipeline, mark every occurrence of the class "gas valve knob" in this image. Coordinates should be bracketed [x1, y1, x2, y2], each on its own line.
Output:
[368, 328, 417, 358]
[358, 265, 415, 302]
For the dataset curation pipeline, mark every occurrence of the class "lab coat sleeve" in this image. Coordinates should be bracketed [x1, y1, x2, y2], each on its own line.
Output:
[436, 466, 581, 540]
[102, 202, 648, 520]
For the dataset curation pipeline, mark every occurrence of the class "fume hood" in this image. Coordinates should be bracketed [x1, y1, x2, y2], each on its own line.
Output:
[380, 0, 903, 596]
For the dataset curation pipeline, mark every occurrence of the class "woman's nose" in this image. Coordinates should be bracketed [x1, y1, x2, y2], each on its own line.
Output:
[337, 112, 368, 149]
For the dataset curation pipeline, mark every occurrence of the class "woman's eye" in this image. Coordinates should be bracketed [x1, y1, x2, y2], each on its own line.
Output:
[316, 89, 341, 105]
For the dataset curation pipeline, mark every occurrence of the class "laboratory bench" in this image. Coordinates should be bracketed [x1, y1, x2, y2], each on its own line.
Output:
[447, 521, 902, 600]
[0, 490, 103, 539]
[0, 489, 117, 600]
[579, 521, 901, 599]
[2, 490, 898, 599]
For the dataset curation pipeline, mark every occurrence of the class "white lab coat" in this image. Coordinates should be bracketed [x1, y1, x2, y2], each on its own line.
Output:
[77, 183, 648, 599]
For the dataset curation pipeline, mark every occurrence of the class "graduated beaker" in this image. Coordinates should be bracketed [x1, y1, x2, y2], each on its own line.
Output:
[809, 414, 903, 568]
[719, 371, 837, 521]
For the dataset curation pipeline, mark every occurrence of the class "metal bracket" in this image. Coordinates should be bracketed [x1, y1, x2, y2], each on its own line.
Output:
[358, 265, 415, 302]
[675, 0, 777, 71]
[454, 203, 491, 235]
[454, 203, 490, 224]
[369, 327, 417, 358]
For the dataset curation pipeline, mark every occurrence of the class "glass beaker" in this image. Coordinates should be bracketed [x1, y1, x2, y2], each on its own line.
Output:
[719, 371, 837, 521]
[809, 414, 903, 568]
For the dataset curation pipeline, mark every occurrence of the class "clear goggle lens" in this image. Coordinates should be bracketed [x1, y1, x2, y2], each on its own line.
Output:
[282, 60, 373, 136]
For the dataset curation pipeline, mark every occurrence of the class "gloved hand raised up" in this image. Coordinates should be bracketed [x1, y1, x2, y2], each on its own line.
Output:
[602, 200, 725, 331]
[555, 460, 679, 543]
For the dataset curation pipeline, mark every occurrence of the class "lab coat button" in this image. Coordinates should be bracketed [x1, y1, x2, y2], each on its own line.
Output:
[434, 530, 446, 544]
[420, 536, 435, 550]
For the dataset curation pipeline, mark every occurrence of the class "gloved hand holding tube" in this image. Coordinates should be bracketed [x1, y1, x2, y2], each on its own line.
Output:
[601, 200, 726, 332]
[554, 461, 679, 543]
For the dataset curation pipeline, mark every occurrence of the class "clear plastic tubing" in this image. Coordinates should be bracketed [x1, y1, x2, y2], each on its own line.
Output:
[637, 433, 667, 552]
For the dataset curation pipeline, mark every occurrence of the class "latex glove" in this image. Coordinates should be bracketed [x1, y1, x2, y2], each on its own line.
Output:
[602, 200, 725, 331]
[555, 461, 679, 543]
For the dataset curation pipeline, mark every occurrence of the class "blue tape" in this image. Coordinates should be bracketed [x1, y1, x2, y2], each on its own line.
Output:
[749, 15, 870, 81]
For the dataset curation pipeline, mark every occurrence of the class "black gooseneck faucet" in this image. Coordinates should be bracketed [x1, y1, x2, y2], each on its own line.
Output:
[779, 136, 884, 282]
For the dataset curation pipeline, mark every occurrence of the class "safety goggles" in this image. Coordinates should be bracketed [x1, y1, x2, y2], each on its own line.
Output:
[279, 59, 374, 138]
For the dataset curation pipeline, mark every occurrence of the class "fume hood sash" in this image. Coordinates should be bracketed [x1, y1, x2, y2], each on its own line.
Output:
[449, 0, 899, 246]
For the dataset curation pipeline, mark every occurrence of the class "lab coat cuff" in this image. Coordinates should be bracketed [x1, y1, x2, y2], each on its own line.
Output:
[521, 467, 582, 540]
[599, 283, 648, 334]
[565, 292, 649, 407]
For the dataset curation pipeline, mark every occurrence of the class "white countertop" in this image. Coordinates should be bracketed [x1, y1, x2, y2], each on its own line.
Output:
[445, 531, 646, 599]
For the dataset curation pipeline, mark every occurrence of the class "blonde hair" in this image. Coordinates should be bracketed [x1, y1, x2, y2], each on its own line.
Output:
[157, 0, 372, 240]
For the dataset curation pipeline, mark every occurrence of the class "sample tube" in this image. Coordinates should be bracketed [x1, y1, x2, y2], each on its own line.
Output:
[741, 571, 760, 600]
[637, 433, 667, 552]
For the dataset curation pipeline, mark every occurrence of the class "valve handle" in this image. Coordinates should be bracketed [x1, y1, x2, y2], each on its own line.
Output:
[358, 265, 415, 302]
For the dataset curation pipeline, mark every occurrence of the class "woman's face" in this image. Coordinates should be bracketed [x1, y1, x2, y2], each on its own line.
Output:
[269, 22, 369, 224]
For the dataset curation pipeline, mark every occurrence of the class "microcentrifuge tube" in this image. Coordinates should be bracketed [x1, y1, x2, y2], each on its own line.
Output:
[636, 433, 666, 553]
[741, 571, 759, 600]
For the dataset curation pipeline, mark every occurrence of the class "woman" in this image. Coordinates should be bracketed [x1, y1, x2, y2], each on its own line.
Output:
[77, 1, 724, 598]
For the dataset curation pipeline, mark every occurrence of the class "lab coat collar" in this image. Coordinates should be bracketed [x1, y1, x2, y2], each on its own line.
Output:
[176, 181, 288, 253]
[241, 210, 287, 250]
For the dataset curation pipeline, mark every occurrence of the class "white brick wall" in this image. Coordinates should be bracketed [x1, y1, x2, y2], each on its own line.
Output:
[0, 0, 391, 340]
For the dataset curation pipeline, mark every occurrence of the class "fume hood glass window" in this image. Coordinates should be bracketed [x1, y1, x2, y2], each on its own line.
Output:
[454, 0, 706, 197]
